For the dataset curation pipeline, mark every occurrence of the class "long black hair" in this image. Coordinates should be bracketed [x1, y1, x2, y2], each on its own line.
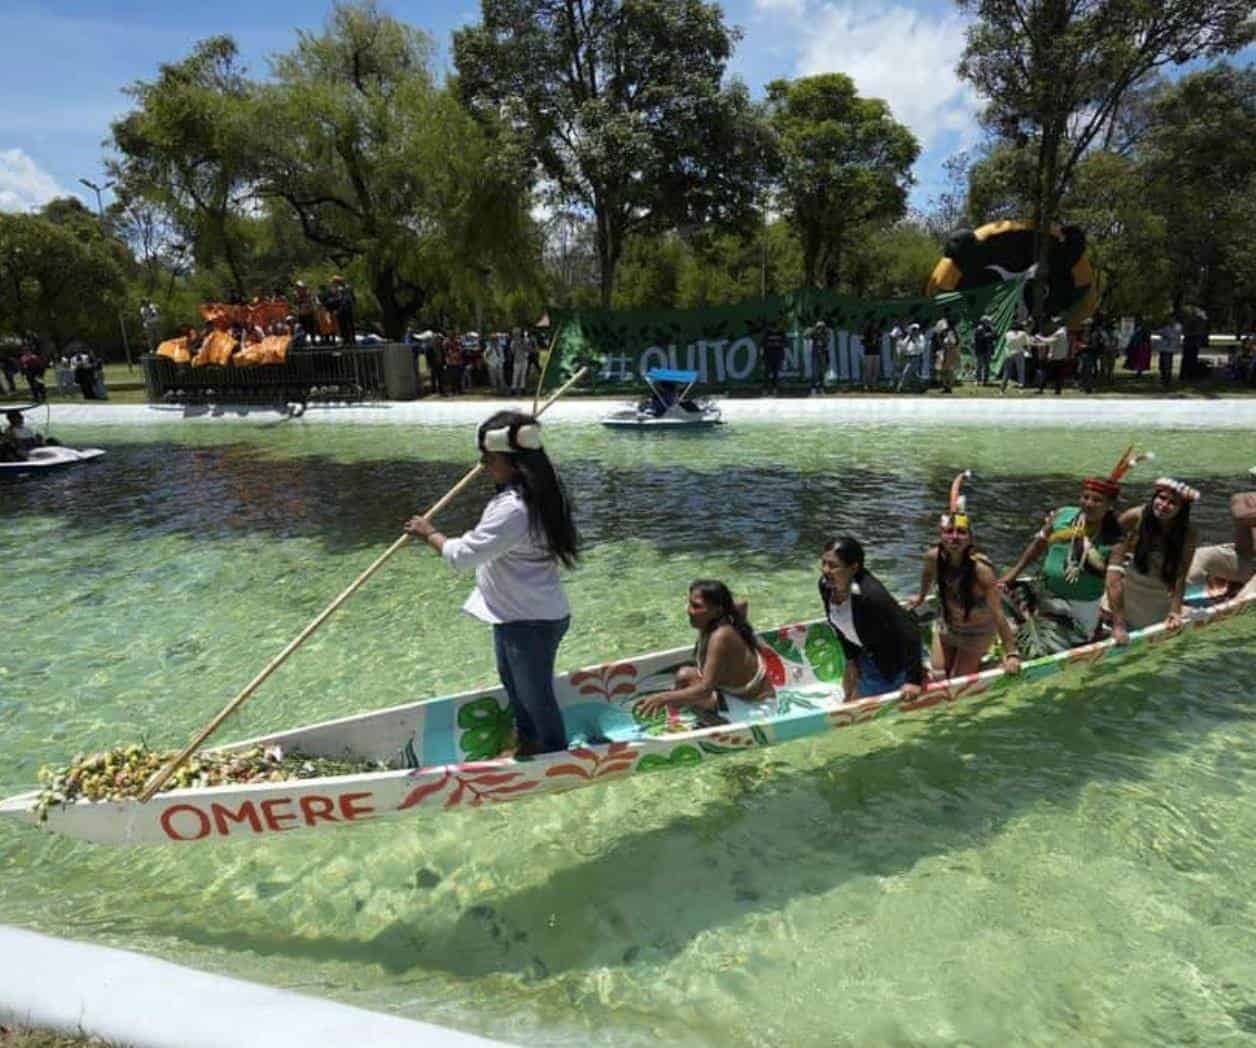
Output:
[937, 539, 981, 621]
[690, 579, 758, 655]
[479, 410, 580, 568]
[1133, 491, 1192, 587]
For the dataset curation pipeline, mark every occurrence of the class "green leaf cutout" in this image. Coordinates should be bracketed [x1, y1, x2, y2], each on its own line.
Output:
[457, 696, 515, 761]
[804, 624, 846, 682]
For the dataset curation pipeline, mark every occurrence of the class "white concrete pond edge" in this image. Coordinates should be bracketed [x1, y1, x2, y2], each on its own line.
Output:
[0, 924, 514, 1048]
[41, 396, 1256, 430]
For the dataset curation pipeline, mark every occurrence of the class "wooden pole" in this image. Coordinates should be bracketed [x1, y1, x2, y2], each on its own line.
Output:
[140, 366, 588, 802]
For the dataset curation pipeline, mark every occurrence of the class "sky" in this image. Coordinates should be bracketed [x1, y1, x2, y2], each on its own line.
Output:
[0, 0, 1020, 216]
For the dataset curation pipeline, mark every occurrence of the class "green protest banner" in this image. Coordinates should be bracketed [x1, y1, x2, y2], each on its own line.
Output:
[543, 278, 1027, 390]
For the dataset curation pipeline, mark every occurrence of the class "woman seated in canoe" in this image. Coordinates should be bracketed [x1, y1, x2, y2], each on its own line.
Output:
[998, 446, 1150, 650]
[904, 471, 1021, 681]
[1103, 477, 1198, 644]
[634, 580, 774, 719]
[819, 536, 925, 702]
[405, 411, 580, 756]
[1187, 482, 1256, 600]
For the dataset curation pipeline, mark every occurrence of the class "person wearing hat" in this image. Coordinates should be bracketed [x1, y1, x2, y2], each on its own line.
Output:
[1032, 315, 1070, 395]
[895, 322, 927, 392]
[1000, 447, 1150, 646]
[904, 471, 1021, 681]
[404, 411, 581, 756]
[1103, 476, 1199, 643]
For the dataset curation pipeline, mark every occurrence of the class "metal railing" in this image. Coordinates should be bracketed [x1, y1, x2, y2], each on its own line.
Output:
[142, 347, 387, 404]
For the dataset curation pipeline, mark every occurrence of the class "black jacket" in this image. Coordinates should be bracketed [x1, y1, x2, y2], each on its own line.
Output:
[818, 570, 925, 686]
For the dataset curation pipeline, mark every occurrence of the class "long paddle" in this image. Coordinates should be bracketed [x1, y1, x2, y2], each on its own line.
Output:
[140, 365, 588, 802]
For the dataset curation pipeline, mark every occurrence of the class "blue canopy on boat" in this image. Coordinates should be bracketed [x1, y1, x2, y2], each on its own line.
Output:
[643, 368, 698, 384]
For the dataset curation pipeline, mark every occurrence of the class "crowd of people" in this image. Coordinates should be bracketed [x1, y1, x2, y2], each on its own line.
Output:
[404, 412, 1256, 760]
[0, 345, 104, 403]
[768, 310, 1256, 396]
[406, 328, 541, 397]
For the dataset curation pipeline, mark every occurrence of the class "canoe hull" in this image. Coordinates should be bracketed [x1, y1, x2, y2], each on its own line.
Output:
[4, 590, 1253, 846]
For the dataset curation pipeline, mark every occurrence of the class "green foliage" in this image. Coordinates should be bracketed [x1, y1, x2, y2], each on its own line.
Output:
[455, 0, 764, 305]
[764, 74, 918, 289]
[257, 2, 540, 336]
[0, 211, 125, 349]
[109, 36, 261, 297]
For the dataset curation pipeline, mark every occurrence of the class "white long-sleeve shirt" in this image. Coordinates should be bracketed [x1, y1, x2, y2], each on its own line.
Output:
[441, 487, 570, 624]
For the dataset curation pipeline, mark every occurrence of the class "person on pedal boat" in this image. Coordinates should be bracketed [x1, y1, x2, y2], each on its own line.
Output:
[1, 410, 42, 461]
[634, 580, 774, 719]
[818, 536, 924, 702]
[904, 471, 1021, 681]
[999, 446, 1151, 648]
[1103, 477, 1198, 644]
[405, 411, 580, 756]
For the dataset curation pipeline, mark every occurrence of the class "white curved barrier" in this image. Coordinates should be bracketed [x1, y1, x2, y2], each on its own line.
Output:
[44, 396, 1256, 430]
[0, 924, 512, 1048]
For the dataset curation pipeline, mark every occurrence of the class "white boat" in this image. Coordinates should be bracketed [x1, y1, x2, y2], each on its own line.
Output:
[600, 368, 723, 429]
[2, 585, 1251, 846]
[0, 403, 105, 476]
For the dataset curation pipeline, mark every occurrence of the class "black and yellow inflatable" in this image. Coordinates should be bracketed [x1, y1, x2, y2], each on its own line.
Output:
[926, 220, 1099, 327]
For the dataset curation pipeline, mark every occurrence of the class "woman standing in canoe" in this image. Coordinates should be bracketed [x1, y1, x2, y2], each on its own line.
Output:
[905, 471, 1021, 681]
[1103, 477, 1198, 644]
[405, 411, 580, 756]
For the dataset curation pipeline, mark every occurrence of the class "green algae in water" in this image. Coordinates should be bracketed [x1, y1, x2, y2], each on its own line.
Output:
[2, 420, 1256, 1046]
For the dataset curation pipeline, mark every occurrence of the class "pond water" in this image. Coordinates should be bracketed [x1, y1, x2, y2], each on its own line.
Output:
[2, 418, 1255, 1046]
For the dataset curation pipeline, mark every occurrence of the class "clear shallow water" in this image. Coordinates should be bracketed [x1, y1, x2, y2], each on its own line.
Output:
[2, 420, 1256, 1046]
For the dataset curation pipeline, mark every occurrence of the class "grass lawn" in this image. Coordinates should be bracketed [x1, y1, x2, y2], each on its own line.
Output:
[0, 1025, 126, 1047]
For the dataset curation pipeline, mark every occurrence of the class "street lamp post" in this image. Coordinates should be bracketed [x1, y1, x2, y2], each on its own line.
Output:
[79, 176, 134, 372]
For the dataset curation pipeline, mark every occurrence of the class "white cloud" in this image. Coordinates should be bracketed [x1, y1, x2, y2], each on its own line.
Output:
[794, 3, 981, 152]
[0, 148, 64, 212]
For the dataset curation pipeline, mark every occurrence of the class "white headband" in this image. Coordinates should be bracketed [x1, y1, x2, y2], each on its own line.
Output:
[480, 422, 542, 454]
[1154, 477, 1200, 503]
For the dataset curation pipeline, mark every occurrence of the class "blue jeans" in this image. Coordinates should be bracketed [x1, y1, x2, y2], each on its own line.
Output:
[493, 617, 570, 753]
[856, 651, 908, 698]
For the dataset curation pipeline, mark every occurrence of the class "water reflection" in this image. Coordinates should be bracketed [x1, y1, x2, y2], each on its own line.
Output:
[1, 440, 1239, 568]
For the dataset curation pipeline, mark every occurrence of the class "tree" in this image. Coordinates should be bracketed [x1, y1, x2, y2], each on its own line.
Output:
[109, 36, 261, 297]
[956, 0, 1254, 320]
[763, 74, 918, 288]
[1138, 64, 1256, 321]
[454, 0, 765, 306]
[0, 212, 125, 349]
[254, 1, 540, 337]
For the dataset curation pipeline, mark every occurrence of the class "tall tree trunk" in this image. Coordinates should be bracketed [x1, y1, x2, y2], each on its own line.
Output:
[1032, 128, 1061, 326]
[371, 264, 417, 340]
[595, 196, 616, 308]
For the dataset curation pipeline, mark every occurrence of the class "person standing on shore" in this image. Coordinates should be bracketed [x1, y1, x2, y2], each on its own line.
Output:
[1157, 314, 1183, 388]
[761, 321, 786, 395]
[1033, 316, 1070, 395]
[404, 412, 581, 756]
[805, 320, 831, 395]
